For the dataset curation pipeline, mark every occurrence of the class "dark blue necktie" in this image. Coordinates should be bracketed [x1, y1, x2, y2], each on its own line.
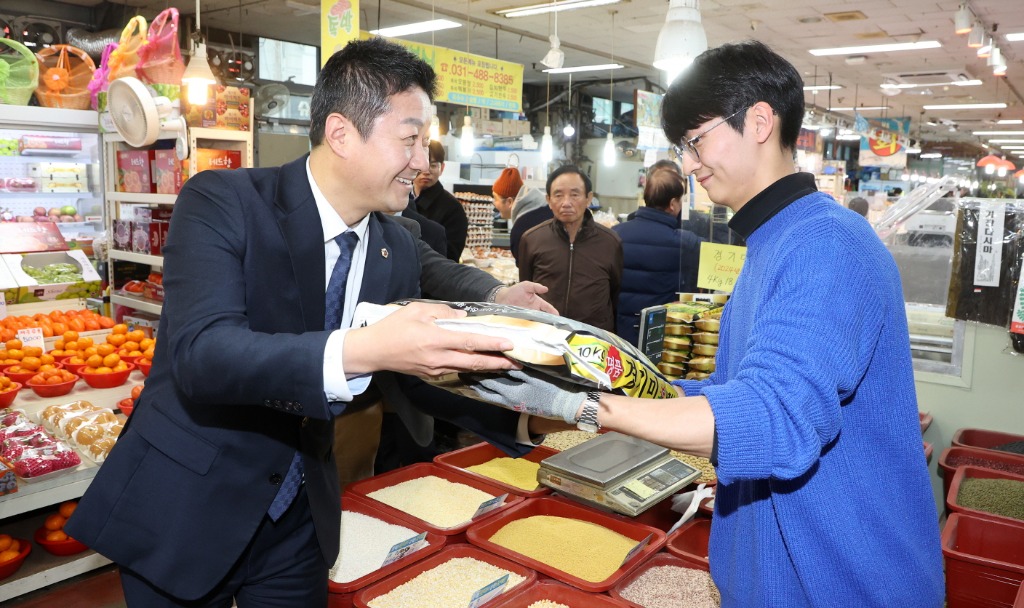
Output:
[267, 230, 358, 521]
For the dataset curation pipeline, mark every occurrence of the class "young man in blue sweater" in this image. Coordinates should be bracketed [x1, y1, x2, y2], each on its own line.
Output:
[468, 40, 945, 606]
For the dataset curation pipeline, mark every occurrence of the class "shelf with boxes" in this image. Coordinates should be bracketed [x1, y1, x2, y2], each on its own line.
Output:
[103, 101, 254, 319]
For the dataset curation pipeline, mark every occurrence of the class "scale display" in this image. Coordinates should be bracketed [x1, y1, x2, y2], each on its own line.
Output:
[537, 432, 700, 517]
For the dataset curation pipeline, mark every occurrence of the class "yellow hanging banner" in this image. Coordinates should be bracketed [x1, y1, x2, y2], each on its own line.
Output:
[321, 0, 359, 65]
[697, 242, 747, 293]
[360, 33, 523, 112]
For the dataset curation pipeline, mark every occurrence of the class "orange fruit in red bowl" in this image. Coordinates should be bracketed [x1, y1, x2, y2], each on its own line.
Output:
[137, 359, 152, 377]
[27, 375, 78, 398]
[79, 363, 135, 389]
[0, 537, 31, 580]
[2, 365, 37, 385]
[117, 398, 135, 417]
[34, 527, 88, 556]
[0, 382, 21, 408]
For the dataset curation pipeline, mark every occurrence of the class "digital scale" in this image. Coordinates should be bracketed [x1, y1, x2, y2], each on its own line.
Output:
[537, 432, 700, 517]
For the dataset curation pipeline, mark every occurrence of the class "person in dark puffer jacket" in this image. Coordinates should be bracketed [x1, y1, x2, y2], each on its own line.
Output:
[613, 169, 703, 346]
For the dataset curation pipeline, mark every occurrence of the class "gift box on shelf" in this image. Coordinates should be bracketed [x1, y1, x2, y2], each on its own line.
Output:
[181, 85, 251, 131]
[152, 149, 183, 194]
[115, 150, 155, 193]
[193, 148, 243, 174]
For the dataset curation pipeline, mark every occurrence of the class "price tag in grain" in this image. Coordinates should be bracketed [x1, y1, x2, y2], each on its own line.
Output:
[16, 327, 45, 351]
[621, 533, 654, 568]
[472, 493, 508, 520]
[697, 242, 747, 293]
[380, 531, 428, 568]
[468, 573, 508, 608]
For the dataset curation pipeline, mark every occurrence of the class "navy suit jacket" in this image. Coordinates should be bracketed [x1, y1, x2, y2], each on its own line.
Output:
[66, 155, 519, 600]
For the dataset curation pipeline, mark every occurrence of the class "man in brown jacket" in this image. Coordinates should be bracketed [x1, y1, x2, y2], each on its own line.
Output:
[517, 164, 623, 331]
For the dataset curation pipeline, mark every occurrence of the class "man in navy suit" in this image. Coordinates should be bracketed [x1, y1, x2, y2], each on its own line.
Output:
[67, 38, 560, 607]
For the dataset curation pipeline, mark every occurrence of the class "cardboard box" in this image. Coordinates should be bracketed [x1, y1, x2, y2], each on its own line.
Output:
[143, 281, 164, 302]
[182, 85, 252, 131]
[0, 223, 69, 254]
[193, 148, 243, 173]
[131, 222, 152, 254]
[19, 134, 82, 155]
[116, 150, 155, 193]
[123, 312, 160, 338]
[2, 250, 102, 303]
[113, 220, 132, 251]
[152, 149, 183, 194]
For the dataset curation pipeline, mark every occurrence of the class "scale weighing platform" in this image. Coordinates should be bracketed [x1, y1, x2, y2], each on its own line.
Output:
[537, 432, 700, 517]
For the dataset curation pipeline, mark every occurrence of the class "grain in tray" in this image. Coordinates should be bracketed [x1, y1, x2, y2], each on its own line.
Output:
[528, 602, 570, 608]
[620, 564, 721, 608]
[366, 475, 494, 528]
[330, 509, 420, 583]
[669, 450, 717, 484]
[488, 515, 636, 583]
[466, 457, 541, 491]
[366, 557, 524, 608]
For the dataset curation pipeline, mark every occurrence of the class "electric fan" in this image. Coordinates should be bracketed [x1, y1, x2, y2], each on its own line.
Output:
[0, 37, 39, 105]
[15, 19, 60, 50]
[107, 76, 189, 160]
[35, 44, 95, 110]
[255, 83, 290, 118]
[222, 51, 255, 83]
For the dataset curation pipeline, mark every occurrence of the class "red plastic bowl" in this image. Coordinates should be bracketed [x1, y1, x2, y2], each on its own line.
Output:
[0, 537, 31, 581]
[2, 366, 39, 385]
[34, 527, 88, 556]
[0, 383, 21, 408]
[117, 398, 135, 417]
[62, 360, 88, 375]
[26, 375, 79, 398]
[137, 359, 152, 377]
[118, 354, 142, 367]
[79, 364, 135, 389]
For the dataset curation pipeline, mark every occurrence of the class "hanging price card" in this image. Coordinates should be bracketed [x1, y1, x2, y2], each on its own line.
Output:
[472, 493, 508, 520]
[16, 327, 45, 351]
[468, 574, 508, 608]
[697, 243, 747, 293]
[380, 532, 428, 568]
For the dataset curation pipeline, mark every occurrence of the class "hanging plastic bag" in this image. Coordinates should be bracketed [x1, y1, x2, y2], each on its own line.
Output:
[88, 42, 118, 110]
[137, 8, 184, 85]
[106, 16, 148, 83]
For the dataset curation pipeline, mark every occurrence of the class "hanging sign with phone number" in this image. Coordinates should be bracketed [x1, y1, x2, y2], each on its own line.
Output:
[364, 33, 523, 112]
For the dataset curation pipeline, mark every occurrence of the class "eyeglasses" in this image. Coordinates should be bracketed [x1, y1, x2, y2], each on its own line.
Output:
[671, 107, 748, 164]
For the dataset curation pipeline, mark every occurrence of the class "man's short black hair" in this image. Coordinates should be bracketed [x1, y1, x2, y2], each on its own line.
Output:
[661, 40, 804, 152]
[546, 164, 593, 196]
[428, 140, 445, 164]
[310, 37, 437, 146]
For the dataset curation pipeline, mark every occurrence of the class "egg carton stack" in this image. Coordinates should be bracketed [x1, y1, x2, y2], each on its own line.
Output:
[456, 192, 494, 250]
[39, 400, 122, 463]
[658, 302, 723, 381]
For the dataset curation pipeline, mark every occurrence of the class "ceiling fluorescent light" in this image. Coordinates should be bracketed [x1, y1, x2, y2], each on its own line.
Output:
[804, 85, 842, 91]
[370, 19, 462, 37]
[989, 139, 1024, 142]
[829, 106, 889, 111]
[497, 0, 620, 18]
[881, 79, 983, 89]
[543, 63, 624, 74]
[954, 4, 972, 35]
[996, 120, 1023, 125]
[1005, 32, 1024, 42]
[923, 103, 1007, 110]
[920, 152, 942, 159]
[973, 130, 1024, 135]
[808, 41, 941, 56]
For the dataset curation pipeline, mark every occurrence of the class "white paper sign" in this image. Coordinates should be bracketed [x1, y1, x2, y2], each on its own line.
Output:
[16, 327, 45, 351]
[471, 493, 508, 520]
[973, 201, 1005, 288]
[380, 532, 428, 568]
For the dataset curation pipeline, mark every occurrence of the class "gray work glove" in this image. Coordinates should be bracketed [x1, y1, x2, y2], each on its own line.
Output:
[458, 368, 588, 423]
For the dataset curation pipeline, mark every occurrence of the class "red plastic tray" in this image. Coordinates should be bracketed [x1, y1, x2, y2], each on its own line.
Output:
[952, 428, 1024, 454]
[352, 543, 535, 608]
[434, 442, 557, 498]
[609, 552, 717, 608]
[343, 462, 524, 538]
[491, 579, 630, 607]
[942, 513, 1024, 608]
[919, 411, 932, 434]
[328, 494, 446, 606]
[939, 447, 1024, 504]
[665, 517, 711, 571]
[947, 465, 1024, 528]
[1016, 579, 1024, 608]
[466, 495, 666, 593]
[924, 441, 933, 464]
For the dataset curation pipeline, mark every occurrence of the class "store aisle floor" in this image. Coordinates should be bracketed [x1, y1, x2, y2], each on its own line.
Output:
[6, 565, 125, 608]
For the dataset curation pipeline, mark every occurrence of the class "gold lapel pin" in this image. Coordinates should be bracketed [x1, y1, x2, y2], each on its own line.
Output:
[381, 248, 389, 258]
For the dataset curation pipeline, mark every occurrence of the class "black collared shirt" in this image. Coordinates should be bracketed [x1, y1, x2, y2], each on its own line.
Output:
[728, 172, 818, 239]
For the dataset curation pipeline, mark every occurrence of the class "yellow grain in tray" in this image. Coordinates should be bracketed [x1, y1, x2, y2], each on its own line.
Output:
[489, 515, 636, 583]
[528, 601, 570, 608]
[466, 457, 540, 491]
